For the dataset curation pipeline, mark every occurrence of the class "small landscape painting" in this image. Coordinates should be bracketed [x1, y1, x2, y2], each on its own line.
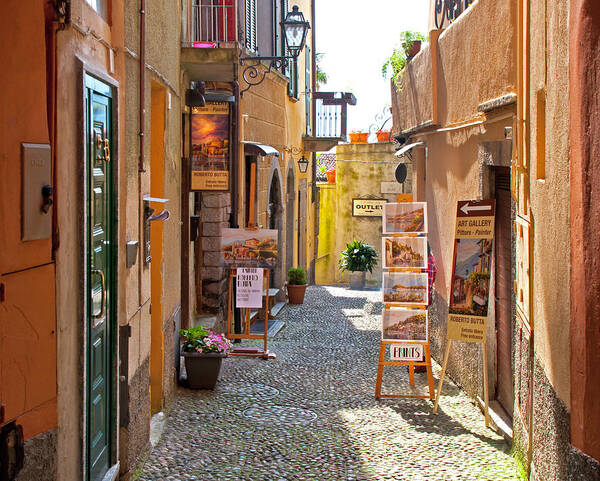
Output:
[383, 202, 427, 234]
[221, 228, 278, 268]
[449, 237, 493, 317]
[382, 237, 427, 269]
[382, 308, 428, 342]
[383, 272, 428, 305]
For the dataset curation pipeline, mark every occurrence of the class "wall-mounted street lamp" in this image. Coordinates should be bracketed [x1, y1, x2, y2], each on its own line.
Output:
[297, 155, 309, 173]
[240, 5, 310, 95]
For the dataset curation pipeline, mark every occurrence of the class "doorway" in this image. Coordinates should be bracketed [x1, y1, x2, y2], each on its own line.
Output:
[150, 83, 166, 413]
[494, 166, 513, 418]
[85, 74, 115, 481]
[286, 168, 295, 272]
[268, 171, 283, 287]
[297, 180, 307, 268]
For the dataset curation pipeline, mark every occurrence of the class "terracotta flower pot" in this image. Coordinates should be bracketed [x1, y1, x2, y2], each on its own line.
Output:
[183, 352, 225, 389]
[326, 170, 336, 183]
[376, 131, 391, 142]
[287, 283, 307, 304]
[406, 40, 422, 59]
[349, 132, 368, 143]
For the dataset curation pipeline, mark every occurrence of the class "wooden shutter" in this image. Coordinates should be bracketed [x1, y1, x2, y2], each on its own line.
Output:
[305, 46, 311, 134]
[245, 0, 257, 52]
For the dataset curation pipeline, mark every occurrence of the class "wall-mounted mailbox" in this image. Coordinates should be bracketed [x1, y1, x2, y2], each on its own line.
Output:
[21, 143, 52, 241]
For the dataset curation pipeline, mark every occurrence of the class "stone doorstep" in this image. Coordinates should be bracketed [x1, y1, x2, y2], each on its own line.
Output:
[149, 412, 166, 448]
[477, 396, 514, 443]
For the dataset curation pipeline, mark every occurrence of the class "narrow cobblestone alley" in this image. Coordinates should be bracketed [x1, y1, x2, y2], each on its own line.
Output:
[139, 286, 520, 481]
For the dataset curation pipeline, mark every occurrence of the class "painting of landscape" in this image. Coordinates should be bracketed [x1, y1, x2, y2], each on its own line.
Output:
[221, 228, 278, 268]
[383, 272, 428, 305]
[383, 202, 427, 234]
[449, 237, 493, 316]
[383, 237, 427, 269]
[382, 308, 428, 341]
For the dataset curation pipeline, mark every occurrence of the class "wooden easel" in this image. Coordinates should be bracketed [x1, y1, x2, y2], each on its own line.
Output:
[433, 339, 490, 426]
[226, 268, 275, 359]
[375, 304, 435, 400]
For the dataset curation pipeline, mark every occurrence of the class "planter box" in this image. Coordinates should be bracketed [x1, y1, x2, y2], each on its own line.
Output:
[183, 352, 225, 389]
[376, 131, 391, 142]
[326, 171, 336, 183]
[349, 132, 368, 143]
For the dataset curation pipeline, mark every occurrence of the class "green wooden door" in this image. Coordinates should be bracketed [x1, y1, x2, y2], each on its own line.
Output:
[85, 75, 114, 481]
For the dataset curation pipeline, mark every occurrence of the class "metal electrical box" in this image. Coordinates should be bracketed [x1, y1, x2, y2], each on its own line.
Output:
[21, 143, 52, 241]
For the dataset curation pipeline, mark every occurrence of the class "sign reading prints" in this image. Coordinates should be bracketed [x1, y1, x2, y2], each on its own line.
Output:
[390, 343, 424, 362]
[236, 268, 263, 308]
[352, 198, 387, 217]
[447, 200, 495, 343]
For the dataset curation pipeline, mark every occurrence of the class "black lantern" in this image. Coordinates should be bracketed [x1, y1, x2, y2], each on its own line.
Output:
[297, 156, 309, 173]
[281, 6, 311, 59]
[239, 5, 311, 95]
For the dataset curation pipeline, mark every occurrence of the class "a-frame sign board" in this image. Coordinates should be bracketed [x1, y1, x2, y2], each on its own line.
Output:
[226, 268, 275, 359]
[433, 199, 495, 427]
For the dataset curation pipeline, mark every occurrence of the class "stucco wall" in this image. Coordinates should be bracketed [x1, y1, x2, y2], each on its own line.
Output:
[316, 143, 409, 285]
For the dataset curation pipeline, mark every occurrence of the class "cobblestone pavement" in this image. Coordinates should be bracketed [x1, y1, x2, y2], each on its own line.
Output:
[139, 286, 521, 481]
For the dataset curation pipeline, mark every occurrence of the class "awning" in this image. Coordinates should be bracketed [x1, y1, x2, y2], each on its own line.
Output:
[395, 141, 425, 157]
[242, 141, 280, 157]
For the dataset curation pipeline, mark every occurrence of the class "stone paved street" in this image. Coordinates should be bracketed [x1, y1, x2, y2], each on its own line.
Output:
[139, 286, 521, 481]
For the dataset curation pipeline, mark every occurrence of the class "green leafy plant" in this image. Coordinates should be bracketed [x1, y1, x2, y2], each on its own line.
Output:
[316, 52, 328, 90]
[287, 266, 307, 285]
[399, 30, 427, 56]
[382, 31, 427, 87]
[180, 326, 233, 354]
[339, 238, 378, 273]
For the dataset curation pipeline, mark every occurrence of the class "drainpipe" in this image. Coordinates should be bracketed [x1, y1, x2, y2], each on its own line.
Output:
[139, 0, 146, 173]
[231, 81, 240, 228]
[310, 0, 317, 285]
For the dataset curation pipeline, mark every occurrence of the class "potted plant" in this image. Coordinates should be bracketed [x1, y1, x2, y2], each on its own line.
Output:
[180, 326, 233, 389]
[400, 30, 426, 59]
[339, 238, 378, 289]
[326, 169, 336, 184]
[286, 266, 308, 304]
[382, 31, 427, 88]
[376, 130, 391, 142]
[349, 130, 369, 143]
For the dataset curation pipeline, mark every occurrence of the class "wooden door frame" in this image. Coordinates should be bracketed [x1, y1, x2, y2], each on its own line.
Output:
[80, 64, 120, 481]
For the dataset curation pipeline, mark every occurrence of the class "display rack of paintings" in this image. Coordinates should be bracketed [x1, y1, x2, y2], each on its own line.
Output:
[223, 228, 279, 359]
[375, 199, 435, 400]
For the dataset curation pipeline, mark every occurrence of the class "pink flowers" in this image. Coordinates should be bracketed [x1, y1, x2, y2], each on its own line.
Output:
[180, 326, 233, 354]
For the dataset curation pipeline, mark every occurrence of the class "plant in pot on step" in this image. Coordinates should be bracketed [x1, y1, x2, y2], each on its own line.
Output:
[286, 266, 308, 304]
[339, 238, 378, 289]
[180, 326, 233, 389]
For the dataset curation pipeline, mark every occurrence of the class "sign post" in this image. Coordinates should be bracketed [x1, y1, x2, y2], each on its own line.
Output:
[433, 200, 495, 426]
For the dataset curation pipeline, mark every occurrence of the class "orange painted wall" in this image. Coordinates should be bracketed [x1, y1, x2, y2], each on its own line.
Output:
[0, 0, 57, 441]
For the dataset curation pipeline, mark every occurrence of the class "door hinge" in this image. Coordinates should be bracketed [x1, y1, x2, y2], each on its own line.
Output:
[0, 283, 5, 302]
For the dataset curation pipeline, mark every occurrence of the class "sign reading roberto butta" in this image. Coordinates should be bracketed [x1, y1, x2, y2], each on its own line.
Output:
[352, 198, 386, 217]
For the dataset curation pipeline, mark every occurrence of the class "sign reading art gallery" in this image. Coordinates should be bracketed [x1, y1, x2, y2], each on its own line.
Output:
[191, 102, 230, 191]
[446, 200, 496, 343]
[352, 198, 386, 217]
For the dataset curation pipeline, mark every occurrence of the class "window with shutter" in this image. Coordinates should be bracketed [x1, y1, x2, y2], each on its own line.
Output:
[305, 46, 311, 134]
[245, 0, 257, 52]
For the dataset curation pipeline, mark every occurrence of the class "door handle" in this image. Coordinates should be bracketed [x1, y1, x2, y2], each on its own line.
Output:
[103, 138, 111, 162]
[92, 269, 106, 322]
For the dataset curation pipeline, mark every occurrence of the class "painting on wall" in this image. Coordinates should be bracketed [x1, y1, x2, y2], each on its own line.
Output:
[382, 202, 427, 234]
[382, 237, 427, 269]
[382, 272, 428, 305]
[221, 228, 278, 268]
[382, 308, 428, 342]
[191, 102, 230, 191]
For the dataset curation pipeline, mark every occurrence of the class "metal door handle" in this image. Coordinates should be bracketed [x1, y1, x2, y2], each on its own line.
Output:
[103, 138, 111, 162]
[92, 269, 106, 321]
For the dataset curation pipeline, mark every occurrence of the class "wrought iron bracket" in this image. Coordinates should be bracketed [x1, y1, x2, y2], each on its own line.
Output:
[239, 56, 295, 96]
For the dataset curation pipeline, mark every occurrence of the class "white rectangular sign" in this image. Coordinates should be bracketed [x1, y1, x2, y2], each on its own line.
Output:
[236, 268, 263, 308]
[390, 343, 424, 362]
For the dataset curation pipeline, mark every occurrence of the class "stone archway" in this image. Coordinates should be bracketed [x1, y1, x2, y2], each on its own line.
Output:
[268, 170, 284, 288]
[286, 167, 295, 274]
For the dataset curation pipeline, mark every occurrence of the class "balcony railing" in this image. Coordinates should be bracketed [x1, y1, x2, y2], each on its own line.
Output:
[314, 92, 357, 139]
[182, 0, 237, 47]
[434, 0, 475, 29]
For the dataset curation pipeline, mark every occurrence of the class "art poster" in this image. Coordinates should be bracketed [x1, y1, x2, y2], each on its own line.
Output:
[221, 228, 278, 268]
[191, 102, 230, 191]
[382, 272, 428, 305]
[447, 200, 496, 343]
[382, 202, 427, 234]
[236, 268, 263, 308]
[382, 236, 427, 269]
[382, 308, 428, 342]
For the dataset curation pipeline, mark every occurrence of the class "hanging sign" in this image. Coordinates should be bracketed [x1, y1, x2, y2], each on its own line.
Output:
[390, 343, 424, 362]
[352, 198, 386, 217]
[191, 102, 230, 191]
[236, 268, 263, 308]
[446, 200, 495, 343]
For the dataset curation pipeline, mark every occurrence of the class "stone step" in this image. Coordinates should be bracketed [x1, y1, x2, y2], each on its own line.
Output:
[270, 301, 286, 318]
[263, 288, 280, 298]
[249, 319, 286, 337]
[194, 314, 217, 329]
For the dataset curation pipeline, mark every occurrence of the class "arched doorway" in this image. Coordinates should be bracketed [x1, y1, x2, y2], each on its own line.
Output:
[268, 171, 283, 288]
[286, 168, 295, 274]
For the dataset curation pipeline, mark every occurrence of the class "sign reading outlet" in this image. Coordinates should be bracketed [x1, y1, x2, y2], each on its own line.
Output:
[352, 198, 386, 217]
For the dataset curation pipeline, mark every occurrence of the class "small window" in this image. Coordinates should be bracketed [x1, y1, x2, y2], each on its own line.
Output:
[86, 0, 109, 20]
[245, 0, 257, 52]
